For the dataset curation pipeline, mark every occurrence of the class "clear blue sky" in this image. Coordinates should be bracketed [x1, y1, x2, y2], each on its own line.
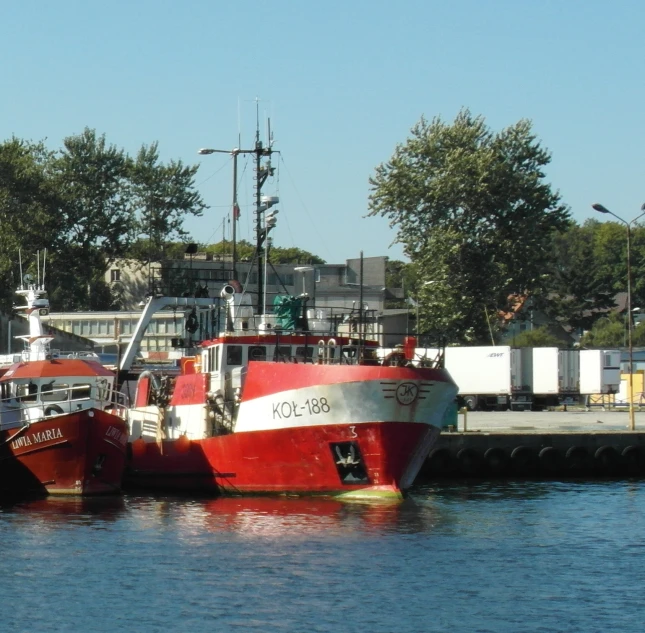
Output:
[2, 0, 644, 264]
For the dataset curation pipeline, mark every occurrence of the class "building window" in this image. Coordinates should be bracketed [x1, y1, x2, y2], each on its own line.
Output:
[110, 269, 121, 283]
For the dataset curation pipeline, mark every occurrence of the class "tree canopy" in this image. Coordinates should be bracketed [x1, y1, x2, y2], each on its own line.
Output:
[0, 129, 206, 311]
[369, 109, 570, 343]
[511, 326, 566, 348]
[201, 239, 325, 265]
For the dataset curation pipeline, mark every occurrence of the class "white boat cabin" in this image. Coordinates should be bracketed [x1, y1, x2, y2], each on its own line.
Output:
[0, 360, 125, 430]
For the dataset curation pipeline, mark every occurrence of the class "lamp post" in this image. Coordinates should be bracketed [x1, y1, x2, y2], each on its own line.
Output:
[199, 138, 276, 315]
[199, 148, 241, 280]
[592, 202, 645, 430]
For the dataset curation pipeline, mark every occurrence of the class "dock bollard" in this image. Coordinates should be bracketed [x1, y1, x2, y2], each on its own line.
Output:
[459, 407, 468, 432]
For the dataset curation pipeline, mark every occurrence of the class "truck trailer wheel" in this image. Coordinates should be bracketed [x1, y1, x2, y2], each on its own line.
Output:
[463, 395, 478, 411]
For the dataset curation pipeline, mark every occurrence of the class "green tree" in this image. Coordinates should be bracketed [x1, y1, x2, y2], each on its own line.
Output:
[580, 312, 626, 348]
[0, 130, 210, 311]
[512, 326, 564, 348]
[46, 128, 135, 309]
[201, 240, 325, 265]
[543, 219, 617, 333]
[268, 246, 325, 265]
[129, 142, 206, 263]
[368, 109, 570, 343]
[0, 138, 61, 310]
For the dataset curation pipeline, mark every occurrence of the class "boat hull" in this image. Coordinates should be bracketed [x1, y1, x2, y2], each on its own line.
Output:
[126, 420, 440, 499]
[0, 409, 128, 498]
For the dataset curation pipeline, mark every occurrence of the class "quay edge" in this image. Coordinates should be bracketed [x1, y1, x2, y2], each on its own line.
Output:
[421, 411, 645, 480]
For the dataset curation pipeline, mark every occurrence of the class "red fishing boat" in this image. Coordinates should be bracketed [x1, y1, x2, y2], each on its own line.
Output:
[120, 129, 458, 500]
[0, 262, 129, 497]
[124, 317, 456, 499]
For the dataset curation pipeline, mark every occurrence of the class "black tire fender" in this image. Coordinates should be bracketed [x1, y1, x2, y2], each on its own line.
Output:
[484, 447, 509, 475]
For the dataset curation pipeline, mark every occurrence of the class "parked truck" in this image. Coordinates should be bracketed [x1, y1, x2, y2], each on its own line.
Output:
[579, 349, 621, 395]
[380, 345, 620, 411]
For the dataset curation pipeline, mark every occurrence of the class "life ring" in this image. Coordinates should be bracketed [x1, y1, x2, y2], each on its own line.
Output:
[45, 404, 64, 417]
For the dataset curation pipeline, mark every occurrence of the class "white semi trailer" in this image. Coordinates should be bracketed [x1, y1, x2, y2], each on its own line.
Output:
[380, 346, 621, 411]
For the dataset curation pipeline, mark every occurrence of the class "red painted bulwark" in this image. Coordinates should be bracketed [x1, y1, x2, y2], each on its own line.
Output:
[241, 362, 447, 401]
[170, 373, 208, 406]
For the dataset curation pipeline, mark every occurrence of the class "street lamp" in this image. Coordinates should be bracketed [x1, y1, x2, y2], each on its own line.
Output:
[592, 202, 645, 430]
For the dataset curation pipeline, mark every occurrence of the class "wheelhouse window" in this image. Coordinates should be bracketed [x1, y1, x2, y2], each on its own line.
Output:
[208, 346, 219, 371]
[248, 346, 267, 361]
[71, 384, 91, 400]
[225, 345, 243, 366]
[41, 382, 69, 402]
[275, 345, 291, 361]
[17, 382, 39, 403]
[341, 346, 358, 362]
[295, 346, 314, 362]
[0, 383, 11, 401]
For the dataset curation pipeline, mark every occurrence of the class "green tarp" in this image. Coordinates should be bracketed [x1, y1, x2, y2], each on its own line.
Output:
[273, 295, 302, 330]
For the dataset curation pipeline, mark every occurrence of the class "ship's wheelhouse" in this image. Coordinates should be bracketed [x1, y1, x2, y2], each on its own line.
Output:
[199, 337, 377, 375]
[0, 361, 124, 429]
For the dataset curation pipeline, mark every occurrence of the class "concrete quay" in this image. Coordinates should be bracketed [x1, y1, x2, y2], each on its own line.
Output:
[421, 410, 645, 480]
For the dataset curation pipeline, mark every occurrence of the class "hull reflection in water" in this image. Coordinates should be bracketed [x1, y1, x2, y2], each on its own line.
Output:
[133, 494, 444, 537]
[2, 495, 127, 525]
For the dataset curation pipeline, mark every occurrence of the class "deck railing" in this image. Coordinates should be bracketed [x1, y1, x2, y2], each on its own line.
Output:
[0, 383, 129, 432]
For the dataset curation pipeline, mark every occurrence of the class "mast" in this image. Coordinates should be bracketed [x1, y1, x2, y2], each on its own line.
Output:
[199, 104, 277, 315]
[253, 110, 276, 316]
[232, 151, 238, 279]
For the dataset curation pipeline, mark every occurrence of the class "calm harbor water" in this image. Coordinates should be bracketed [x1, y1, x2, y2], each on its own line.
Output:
[2, 481, 645, 633]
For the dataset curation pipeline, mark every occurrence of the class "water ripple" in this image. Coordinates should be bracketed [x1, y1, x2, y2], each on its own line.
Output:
[1, 482, 645, 632]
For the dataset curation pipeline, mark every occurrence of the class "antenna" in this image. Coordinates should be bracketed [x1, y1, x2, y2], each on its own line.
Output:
[37, 251, 40, 287]
[237, 96, 241, 149]
[42, 249, 47, 289]
[267, 118, 273, 148]
[19, 250, 23, 289]
[255, 96, 260, 144]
